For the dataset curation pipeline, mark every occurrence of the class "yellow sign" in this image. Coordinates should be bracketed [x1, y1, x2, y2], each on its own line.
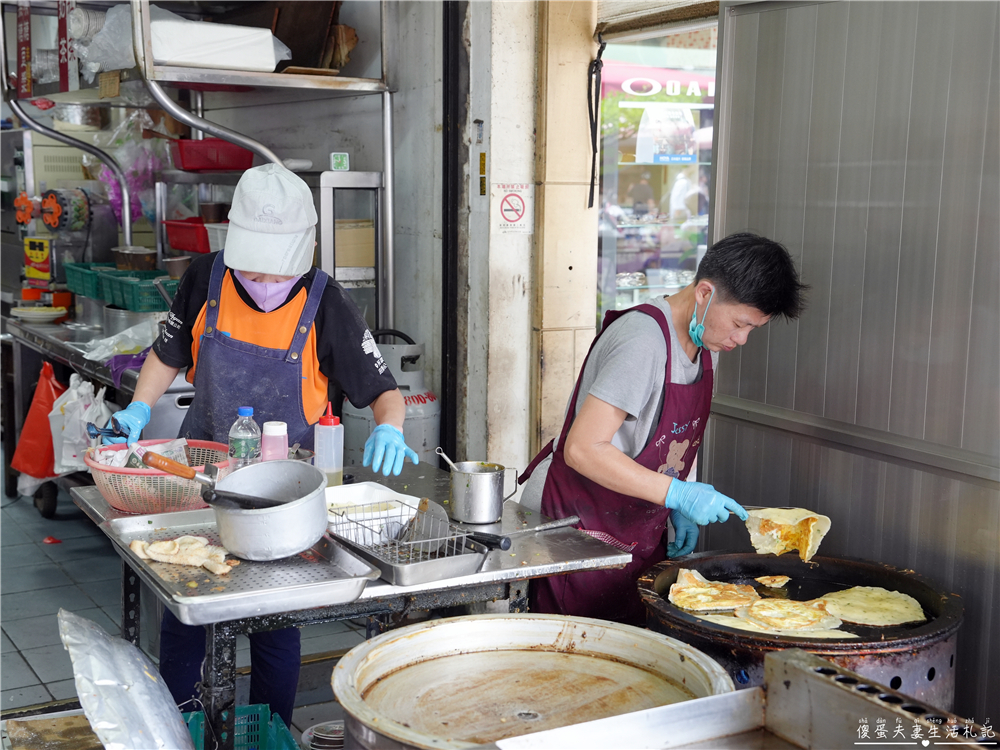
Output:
[24, 237, 51, 282]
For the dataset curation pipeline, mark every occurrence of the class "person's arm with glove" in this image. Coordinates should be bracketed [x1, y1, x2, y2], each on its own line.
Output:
[565, 395, 747, 525]
[363, 389, 419, 476]
[667, 511, 699, 557]
[663, 478, 748, 525]
[104, 351, 180, 445]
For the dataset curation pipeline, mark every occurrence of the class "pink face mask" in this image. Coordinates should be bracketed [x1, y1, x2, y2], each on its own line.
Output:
[233, 270, 302, 313]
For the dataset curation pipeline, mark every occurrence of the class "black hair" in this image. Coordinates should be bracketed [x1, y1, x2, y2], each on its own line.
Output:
[695, 232, 808, 320]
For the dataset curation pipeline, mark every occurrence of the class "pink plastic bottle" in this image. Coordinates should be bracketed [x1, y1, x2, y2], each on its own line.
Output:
[261, 421, 289, 461]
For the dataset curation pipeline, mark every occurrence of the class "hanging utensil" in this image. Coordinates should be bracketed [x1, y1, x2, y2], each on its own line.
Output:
[152, 277, 174, 307]
[141, 451, 286, 511]
[435, 446, 459, 471]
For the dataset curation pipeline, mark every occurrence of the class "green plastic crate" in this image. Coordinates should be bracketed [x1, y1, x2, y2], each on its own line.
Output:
[183, 704, 299, 750]
[115, 276, 177, 311]
[99, 270, 168, 307]
[64, 262, 115, 298]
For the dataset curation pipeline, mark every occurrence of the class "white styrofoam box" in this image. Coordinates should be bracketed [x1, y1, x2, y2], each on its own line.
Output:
[151, 20, 279, 72]
[205, 223, 229, 254]
[326, 482, 419, 547]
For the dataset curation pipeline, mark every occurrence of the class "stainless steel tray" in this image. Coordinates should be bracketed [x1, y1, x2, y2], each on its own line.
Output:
[104, 509, 381, 625]
[332, 537, 486, 586]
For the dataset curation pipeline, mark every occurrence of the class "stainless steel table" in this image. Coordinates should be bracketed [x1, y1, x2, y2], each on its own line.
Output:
[71, 465, 630, 750]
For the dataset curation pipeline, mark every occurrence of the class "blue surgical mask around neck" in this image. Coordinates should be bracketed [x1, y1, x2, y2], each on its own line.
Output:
[688, 286, 715, 348]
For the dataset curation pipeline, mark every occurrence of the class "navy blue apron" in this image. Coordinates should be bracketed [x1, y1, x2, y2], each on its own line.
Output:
[179, 250, 328, 450]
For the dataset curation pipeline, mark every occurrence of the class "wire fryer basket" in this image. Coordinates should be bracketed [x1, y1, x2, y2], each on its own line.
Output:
[329, 499, 471, 565]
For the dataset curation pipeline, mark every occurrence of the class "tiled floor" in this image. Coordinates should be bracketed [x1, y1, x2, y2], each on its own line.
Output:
[1, 471, 355, 740]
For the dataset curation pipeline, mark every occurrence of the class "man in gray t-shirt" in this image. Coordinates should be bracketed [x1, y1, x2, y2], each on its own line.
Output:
[520, 233, 808, 575]
[520, 296, 718, 511]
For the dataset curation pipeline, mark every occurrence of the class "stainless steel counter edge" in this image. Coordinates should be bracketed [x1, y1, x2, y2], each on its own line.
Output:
[71, 485, 632, 605]
[4, 317, 141, 395]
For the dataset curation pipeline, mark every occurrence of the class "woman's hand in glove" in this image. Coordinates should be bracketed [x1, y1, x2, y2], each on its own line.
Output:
[663, 479, 747, 525]
[105, 401, 151, 445]
[667, 511, 699, 557]
[363, 424, 419, 476]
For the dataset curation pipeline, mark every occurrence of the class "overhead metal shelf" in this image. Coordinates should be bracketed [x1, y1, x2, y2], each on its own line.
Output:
[144, 66, 387, 95]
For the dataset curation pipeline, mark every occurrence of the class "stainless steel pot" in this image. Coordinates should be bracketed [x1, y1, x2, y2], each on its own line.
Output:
[447, 461, 517, 524]
[212, 460, 328, 560]
[112, 245, 157, 270]
[73, 295, 104, 328]
[103, 305, 164, 336]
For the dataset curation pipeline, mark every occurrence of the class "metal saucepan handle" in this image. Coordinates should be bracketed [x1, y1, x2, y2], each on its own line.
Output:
[508, 515, 581, 537]
[141, 451, 283, 510]
[465, 530, 511, 551]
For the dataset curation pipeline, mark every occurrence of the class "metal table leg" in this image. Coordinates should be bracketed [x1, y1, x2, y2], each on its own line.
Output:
[121, 559, 142, 645]
[203, 621, 238, 750]
[366, 613, 391, 640]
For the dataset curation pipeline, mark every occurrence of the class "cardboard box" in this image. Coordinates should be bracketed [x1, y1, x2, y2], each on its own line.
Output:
[335, 219, 375, 267]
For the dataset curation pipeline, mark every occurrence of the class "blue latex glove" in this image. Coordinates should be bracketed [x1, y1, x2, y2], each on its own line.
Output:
[104, 401, 151, 446]
[667, 511, 700, 557]
[664, 479, 748, 526]
[363, 424, 419, 477]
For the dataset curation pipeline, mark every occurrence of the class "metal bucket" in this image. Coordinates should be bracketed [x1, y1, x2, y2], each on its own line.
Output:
[212, 460, 328, 560]
[103, 305, 164, 336]
[334, 613, 734, 750]
[448, 461, 516, 524]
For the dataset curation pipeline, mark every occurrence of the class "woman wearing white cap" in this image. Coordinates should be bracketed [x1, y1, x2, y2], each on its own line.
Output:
[106, 163, 418, 725]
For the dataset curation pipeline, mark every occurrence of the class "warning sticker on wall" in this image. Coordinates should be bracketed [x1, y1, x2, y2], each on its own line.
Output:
[494, 183, 533, 234]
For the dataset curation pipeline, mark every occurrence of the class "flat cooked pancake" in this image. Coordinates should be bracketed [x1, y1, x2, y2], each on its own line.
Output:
[697, 613, 858, 639]
[746, 508, 831, 562]
[755, 575, 791, 588]
[734, 598, 842, 631]
[668, 568, 760, 612]
[816, 586, 925, 626]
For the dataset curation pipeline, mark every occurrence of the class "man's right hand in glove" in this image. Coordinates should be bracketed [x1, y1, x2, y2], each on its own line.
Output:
[104, 401, 151, 445]
[664, 479, 747, 526]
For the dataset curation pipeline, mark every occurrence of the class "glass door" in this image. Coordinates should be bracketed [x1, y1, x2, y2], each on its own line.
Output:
[597, 22, 717, 325]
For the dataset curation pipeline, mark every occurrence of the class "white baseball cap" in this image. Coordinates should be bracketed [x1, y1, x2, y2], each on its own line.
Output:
[223, 163, 317, 276]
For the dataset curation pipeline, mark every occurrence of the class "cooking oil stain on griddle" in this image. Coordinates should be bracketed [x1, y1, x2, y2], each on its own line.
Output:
[360, 650, 696, 744]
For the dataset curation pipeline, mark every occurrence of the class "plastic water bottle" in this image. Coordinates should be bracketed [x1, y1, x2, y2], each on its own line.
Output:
[228, 406, 261, 469]
[261, 421, 289, 462]
[314, 402, 344, 486]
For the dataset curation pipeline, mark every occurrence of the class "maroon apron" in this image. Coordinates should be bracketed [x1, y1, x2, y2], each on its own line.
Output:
[522, 303, 713, 625]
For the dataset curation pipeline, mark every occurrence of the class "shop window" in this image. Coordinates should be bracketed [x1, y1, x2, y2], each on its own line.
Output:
[597, 23, 717, 325]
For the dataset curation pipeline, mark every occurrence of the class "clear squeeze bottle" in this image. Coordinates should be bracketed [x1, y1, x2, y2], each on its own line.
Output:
[261, 421, 289, 461]
[228, 406, 261, 470]
[314, 402, 343, 486]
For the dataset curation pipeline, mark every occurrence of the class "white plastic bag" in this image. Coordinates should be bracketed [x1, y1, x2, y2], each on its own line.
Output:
[62, 386, 115, 472]
[58, 609, 196, 750]
[49, 375, 89, 474]
[83, 317, 164, 362]
[50, 377, 118, 473]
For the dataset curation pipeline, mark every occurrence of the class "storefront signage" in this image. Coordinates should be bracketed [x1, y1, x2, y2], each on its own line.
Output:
[495, 183, 533, 234]
[57, 1, 79, 93]
[17, 0, 31, 98]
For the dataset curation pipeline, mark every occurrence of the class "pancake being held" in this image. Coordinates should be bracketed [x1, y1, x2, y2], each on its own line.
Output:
[746, 507, 831, 562]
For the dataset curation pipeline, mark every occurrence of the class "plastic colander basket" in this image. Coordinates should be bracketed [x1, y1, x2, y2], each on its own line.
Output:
[85, 439, 231, 514]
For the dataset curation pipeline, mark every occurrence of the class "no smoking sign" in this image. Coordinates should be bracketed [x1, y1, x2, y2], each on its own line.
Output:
[494, 183, 533, 234]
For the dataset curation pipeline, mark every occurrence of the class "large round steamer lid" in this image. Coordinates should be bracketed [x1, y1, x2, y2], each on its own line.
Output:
[333, 613, 733, 750]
